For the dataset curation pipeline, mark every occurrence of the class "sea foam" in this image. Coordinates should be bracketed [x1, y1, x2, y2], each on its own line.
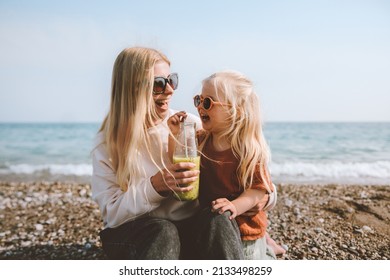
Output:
[270, 161, 390, 184]
[0, 163, 93, 176]
[1, 161, 389, 185]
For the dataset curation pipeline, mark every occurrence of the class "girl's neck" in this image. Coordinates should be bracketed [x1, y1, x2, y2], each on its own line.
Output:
[210, 133, 230, 152]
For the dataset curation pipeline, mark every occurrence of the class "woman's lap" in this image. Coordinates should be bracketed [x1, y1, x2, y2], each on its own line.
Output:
[99, 208, 245, 260]
[99, 217, 180, 260]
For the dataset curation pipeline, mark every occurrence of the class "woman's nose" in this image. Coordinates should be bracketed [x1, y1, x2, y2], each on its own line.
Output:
[163, 83, 174, 95]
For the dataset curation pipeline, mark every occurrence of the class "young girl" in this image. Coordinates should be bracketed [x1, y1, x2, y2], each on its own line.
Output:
[168, 70, 284, 259]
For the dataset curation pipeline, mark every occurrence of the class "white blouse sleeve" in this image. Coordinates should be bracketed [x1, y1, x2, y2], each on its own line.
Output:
[263, 183, 277, 211]
[91, 142, 165, 228]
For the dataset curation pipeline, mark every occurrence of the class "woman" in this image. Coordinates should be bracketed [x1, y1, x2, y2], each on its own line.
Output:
[91, 47, 254, 259]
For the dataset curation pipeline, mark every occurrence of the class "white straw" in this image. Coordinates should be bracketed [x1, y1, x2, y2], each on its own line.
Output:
[183, 121, 188, 158]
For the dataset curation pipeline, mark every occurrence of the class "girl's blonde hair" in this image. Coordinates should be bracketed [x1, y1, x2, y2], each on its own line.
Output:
[201, 70, 272, 192]
[99, 47, 170, 191]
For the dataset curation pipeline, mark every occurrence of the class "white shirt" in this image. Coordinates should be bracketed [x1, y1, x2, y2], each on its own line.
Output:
[92, 109, 202, 228]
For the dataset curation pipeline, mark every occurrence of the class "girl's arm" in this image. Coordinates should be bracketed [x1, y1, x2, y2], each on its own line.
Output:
[211, 188, 267, 220]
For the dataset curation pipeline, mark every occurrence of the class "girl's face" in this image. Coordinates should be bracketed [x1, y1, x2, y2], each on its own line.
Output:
[153, 61, 174, 122]
[198, 82, 231, 135]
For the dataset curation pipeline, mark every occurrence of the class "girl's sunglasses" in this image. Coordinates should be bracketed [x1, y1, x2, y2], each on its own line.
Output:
[153, 73, 178, 95]
[193, 94, 231, 111]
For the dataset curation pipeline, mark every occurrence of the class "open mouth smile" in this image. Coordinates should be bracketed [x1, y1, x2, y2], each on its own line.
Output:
[200, 112, 210, 122]
[155, 99, 169, 109]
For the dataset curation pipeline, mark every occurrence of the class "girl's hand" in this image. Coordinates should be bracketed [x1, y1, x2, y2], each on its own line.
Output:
[211, 198, 238, 220]
[151, 161, 199, 196]
[167, 111, 187, 135]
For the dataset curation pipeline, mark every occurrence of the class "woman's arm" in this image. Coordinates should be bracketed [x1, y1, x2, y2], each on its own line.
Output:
[91, 143, 164, 228]
[92, 137, 199, 228]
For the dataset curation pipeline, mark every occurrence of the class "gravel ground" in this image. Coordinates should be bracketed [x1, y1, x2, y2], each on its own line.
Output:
[0, 181, 389, 260]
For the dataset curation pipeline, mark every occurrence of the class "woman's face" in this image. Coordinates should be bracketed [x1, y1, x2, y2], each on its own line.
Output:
[198, 82, 231, 135]
[153, 61, 174, 122]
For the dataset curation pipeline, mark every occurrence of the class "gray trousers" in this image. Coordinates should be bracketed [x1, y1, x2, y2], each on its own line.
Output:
[99, 208, 244, 260]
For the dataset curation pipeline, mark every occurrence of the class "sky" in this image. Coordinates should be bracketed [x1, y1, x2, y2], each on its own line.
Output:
[0, 0, 389, 123]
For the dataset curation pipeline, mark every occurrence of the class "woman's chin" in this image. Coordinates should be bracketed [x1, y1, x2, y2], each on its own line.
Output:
[154, 106, 169, 121]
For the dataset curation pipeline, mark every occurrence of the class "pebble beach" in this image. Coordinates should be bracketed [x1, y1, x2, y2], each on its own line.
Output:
[0, 181, 389, 260]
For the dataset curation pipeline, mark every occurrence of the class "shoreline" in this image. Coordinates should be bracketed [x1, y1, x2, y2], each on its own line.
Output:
[0, 181, 389, 260]
[1, 171, 390, 186]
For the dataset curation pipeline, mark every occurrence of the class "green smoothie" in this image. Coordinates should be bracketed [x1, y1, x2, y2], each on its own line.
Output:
[172, 156, 200, 201]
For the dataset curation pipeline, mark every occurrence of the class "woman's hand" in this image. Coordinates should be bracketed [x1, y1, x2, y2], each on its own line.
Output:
[167, 111, 187, 135]
[211, 198, 238, 220]
[151, 161, 199, 196]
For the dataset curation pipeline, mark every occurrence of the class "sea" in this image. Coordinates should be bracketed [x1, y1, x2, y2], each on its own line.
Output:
[0, 122, 389, 185]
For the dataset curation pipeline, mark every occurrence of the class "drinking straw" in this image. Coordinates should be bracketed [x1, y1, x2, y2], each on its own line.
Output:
[183, 121, 188, 158]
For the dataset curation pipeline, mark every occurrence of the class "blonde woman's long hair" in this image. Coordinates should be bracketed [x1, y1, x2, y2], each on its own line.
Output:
[99, 47, 170, 191]
[201, 71, 272, 192]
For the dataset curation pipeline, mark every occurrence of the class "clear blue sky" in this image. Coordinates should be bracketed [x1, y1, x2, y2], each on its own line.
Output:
[0, 0, 389, 122]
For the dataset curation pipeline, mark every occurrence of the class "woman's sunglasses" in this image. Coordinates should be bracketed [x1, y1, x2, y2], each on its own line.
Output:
[153, 73, 178, 95]
[193, 94, 231, 111]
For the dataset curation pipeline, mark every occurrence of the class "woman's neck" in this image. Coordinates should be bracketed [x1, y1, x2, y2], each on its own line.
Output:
[211, 133, 230, 152]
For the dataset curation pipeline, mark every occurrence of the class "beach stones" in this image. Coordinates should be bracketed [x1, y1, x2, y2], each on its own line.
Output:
[0, 182, 389, 260]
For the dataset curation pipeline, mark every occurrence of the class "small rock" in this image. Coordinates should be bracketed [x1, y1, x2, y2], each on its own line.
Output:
[362, 226, 372, 232]
[347, 247, 359, 255]
[79, 189, 87, 197]
[21, 241, 32, 247]
[284, 198, 293, 207]
[360, 191, 368, 198]
[314, 227, 322, 233]
[35, 224, 44, 231]
[354, 228, 364, 234]
[317, 218, 324, 223]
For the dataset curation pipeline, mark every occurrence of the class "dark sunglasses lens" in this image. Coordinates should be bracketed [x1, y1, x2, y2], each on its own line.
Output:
[194, 95, 201, 107]
[169, 73, 178, 90]
[153, 78, 166, 94]
[203, 97, 211, 110]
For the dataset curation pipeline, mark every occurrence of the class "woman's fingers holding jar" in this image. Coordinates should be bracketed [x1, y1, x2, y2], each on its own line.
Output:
[172, 163, 199, 182]
[173, 184, 194, 193]
[150, 163, 198, 194]
[151, 168, 177, 194]
[173, 175, 198, 186]
[172, 161, 197, 172]
[161, 165, 197, 187]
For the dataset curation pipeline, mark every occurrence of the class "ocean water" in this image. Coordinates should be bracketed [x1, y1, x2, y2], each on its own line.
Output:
[0, 122, 389, 185]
